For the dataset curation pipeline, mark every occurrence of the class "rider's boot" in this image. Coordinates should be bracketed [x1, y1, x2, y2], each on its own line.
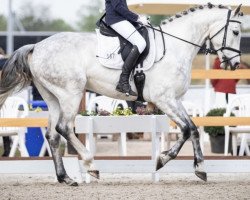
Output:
[116, 45, 140, 96]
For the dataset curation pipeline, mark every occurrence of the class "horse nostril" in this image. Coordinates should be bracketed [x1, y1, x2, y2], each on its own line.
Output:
[234, 62, 240, 69]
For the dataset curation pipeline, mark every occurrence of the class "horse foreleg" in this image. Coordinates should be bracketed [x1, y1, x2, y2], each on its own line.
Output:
[155, 99, 207, 181]
[155, 99, 191, 169]
[178, 102, 207, 181]
[190, 127, 207, 181]
[156, 123, 191, 169]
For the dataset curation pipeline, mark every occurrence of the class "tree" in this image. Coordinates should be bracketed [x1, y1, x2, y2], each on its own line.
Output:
[76, 0, 102, 32]
[0, 15, 7, 31]
[47, 19, 74, 32]
[17, 2, 74, 31]
[149, 15, 168, 26]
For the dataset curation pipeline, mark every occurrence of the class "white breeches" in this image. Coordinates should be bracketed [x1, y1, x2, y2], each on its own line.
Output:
[110, 20, 146, 54]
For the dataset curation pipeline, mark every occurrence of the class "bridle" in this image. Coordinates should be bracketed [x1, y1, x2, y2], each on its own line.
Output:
[209, 9, 241, 65]
[145, 9, 241, 64]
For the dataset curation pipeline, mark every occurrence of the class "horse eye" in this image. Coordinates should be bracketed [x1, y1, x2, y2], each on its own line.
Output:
[233, 30, 239, 36]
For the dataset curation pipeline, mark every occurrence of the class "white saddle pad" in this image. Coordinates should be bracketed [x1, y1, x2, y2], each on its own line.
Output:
[96, 28, 156, 71]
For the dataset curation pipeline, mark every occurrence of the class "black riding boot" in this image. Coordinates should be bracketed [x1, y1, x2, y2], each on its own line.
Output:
[116, 45, 140, 96]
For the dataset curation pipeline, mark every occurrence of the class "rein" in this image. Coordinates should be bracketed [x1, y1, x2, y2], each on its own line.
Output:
[145, 24, 216, 56]
[146, 9, 241, 62]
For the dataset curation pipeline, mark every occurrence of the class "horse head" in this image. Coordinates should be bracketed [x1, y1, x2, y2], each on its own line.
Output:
[209, 4, 243, 70]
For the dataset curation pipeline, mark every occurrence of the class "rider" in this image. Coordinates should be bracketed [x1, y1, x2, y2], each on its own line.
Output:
[105, 0, 147, 96]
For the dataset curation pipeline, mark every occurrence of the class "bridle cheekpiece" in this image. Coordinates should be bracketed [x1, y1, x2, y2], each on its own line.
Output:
[209, 9, 241, 65]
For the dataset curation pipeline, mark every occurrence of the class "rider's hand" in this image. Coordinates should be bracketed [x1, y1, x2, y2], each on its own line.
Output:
[137, 16, 150, 25]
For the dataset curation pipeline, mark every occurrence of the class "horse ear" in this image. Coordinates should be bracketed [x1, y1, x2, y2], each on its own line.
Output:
[233, 4, 242, 17]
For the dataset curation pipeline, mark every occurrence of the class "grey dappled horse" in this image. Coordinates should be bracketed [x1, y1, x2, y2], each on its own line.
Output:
[0, 4, 243, 185]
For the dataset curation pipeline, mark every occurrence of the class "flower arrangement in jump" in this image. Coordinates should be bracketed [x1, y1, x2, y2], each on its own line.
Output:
[80, 106, 164, 116]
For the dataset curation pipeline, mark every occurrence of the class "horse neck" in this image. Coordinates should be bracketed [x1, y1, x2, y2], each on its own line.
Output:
[161, 8, 228, 60]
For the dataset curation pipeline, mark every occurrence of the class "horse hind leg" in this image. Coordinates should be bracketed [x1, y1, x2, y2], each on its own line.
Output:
[55, 92, 99, 179]
[34, 82, 78, 186]
[154, 99, 207, 181]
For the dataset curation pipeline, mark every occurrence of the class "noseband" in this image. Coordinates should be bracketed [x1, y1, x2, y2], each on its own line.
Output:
[209, 9, 241, 64]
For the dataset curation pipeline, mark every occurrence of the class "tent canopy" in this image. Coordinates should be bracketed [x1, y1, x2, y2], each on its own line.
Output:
[128, 0, 250, 15]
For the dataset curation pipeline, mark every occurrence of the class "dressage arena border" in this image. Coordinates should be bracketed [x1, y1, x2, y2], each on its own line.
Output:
[0, 156, 250, 183]
[1, 110, 250, 183]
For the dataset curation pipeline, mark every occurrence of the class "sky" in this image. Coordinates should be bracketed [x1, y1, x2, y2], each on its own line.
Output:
[0, 0, 104, 25]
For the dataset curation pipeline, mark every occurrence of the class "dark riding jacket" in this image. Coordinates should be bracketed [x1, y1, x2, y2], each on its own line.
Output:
[105, 0, 139, 26]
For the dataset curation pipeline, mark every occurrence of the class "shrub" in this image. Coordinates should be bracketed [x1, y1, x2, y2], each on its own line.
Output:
[112, 107, 133, 116]
[204, 108, 234, 137]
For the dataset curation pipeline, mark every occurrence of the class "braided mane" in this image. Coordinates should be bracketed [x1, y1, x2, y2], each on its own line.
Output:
[161, 3, 229, 25]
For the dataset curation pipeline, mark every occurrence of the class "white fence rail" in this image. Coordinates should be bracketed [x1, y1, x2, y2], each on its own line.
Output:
[1, 157, 250, 183]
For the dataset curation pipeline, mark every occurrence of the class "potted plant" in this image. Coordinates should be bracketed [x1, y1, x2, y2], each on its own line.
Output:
[204, 108, 233, 153]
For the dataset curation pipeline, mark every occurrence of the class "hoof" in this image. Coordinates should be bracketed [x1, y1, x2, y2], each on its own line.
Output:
[68, 181, 78, 186]
[87, 170, 100, 179]
[58, 176, 78, 186]
[156, 151, 172, 171]
[195, 171, 207, 182]
[156, 156, 164, 171]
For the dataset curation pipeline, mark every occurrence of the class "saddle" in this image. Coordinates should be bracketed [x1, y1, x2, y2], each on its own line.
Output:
[97, 20, 150, 67]
[96, 16, 151, 101]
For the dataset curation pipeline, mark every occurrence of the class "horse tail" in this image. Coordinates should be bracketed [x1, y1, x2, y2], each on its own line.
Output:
[0, 44, 34, 109]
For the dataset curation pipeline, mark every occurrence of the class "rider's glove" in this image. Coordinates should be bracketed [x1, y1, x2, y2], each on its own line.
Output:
[137, 16, 150, 25]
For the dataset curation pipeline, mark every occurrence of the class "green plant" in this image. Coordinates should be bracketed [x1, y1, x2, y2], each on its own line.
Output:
[80, 106, 164, 117]
[112, 107, 133, 116]
[80, 107, 133, 116]
[204, 108, 234, 137]
[80, 110, 97, 116]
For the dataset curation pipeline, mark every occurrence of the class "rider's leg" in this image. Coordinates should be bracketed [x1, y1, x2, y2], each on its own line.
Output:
[116, 45, 140, 96]
[111, 20, 146, 96]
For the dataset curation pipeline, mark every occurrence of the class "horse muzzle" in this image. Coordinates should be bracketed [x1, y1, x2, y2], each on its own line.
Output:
[220, 56, 240, 71]
[231, 61, 240, 70]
